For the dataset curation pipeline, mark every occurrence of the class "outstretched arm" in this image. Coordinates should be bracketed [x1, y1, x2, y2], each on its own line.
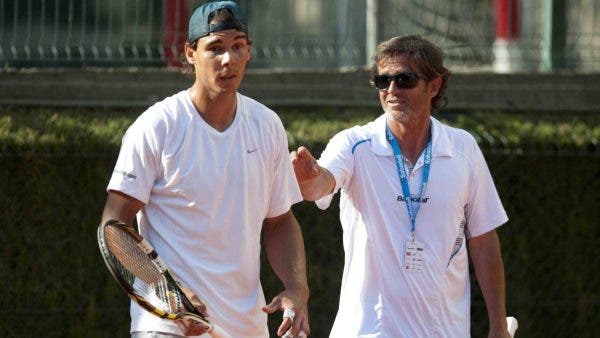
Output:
[468, 229, 511, 338]
[262, 210, 310, 337]
[290, 146, 335, 201]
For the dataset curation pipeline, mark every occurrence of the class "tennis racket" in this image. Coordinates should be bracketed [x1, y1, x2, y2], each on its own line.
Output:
[97, 219, 231, 338]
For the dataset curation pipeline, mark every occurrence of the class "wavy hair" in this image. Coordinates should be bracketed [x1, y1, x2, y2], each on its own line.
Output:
[370, 35, 450, 111]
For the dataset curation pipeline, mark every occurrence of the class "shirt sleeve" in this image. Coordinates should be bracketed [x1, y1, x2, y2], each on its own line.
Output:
[464, 141, 508, 238]
[315, 130, 356, 210]
[106, 112, 162, 204]
[266, 119, 303, 218]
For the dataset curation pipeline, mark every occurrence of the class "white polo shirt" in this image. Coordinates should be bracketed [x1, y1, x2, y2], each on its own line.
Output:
[108, 91, 302, 338]
[317, 114, 508, 337]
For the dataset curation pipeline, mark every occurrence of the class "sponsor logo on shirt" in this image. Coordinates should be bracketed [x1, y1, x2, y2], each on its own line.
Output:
[114, 170, 137, 179]
[397, 195, 429, 203]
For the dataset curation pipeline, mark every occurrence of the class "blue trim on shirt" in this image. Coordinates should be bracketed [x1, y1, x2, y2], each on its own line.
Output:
[351, 139, 371, 154]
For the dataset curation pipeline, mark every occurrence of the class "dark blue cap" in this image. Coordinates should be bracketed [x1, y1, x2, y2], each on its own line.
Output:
[188, 1, 248, 43]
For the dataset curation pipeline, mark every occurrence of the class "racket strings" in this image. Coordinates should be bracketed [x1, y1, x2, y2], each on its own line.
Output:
[104, 225, 182, 313]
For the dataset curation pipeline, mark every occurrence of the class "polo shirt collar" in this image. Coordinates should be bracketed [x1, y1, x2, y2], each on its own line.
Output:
[369, 114, 454, 158]
[370, 114, 391, 156]
[430, 116, 454, 158]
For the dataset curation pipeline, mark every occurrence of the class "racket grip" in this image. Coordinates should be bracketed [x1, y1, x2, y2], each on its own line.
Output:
[209, 324, 232, 338]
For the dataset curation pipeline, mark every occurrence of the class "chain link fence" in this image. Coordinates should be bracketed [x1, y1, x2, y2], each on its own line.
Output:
[1, 0, 600, 71]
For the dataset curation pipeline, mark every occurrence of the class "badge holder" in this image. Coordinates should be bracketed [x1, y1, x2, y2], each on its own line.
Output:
[404, 232, 424, 272]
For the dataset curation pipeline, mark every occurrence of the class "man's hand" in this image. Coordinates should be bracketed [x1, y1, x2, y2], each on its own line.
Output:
[290, 146, 335, 201]
[290, 146, 320, 183]
[175, 285, 211, 336]
[175, 314, 212, 336]
[262, 289, 310, 337]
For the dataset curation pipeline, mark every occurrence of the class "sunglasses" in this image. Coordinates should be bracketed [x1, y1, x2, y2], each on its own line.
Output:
[372, 72, 425, 90]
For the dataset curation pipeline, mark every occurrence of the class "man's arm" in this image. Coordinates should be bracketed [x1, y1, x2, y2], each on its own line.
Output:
[290, 146, 335, 201]
[468, 229, 511, 338]
[261, 210, 310, 337]
[101, 190, 144, 226]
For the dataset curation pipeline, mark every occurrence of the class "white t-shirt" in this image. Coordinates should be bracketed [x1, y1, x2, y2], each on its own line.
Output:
[107, 91, 302, 338]
[317, 115, 508, 338]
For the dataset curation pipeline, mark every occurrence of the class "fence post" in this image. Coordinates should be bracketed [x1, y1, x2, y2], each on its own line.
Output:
[540, 0, 566, 71]
[164, 0, 189, 67]
[493, 0, 522, 73]
[336, 0, 353, 67]
[365, 0, 380, 66]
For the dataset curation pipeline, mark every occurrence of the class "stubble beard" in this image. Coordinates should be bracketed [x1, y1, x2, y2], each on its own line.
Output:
[387, 107, 415, 124]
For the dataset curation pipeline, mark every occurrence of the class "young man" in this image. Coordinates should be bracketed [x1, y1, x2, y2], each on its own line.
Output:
[101, 2, 309, 337]
[292, 35, 511, 337]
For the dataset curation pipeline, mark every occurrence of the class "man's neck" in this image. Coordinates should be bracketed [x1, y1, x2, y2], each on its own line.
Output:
[387, 114, 431, 165]
[188, 87, 237, 132]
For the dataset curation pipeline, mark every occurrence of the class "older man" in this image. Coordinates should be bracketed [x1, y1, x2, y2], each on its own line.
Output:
[292, 35, 510, 337]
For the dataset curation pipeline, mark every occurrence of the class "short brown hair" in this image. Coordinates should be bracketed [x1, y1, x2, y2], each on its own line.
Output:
[371, 35, 450, 111]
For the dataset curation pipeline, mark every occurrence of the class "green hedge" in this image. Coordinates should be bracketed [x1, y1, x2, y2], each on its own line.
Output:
[0, 106, 598, 337]
[1, 106, 599, 154]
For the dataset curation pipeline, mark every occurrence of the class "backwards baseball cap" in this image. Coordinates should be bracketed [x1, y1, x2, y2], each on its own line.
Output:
[188, 1, 248, 43]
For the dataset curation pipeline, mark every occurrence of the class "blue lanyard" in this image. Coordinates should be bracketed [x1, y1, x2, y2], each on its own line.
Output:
[386, 122, 432, 235]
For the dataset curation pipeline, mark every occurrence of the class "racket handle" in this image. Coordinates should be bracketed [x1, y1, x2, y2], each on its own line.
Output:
[506, 316, 518, 337]
[209, 324, 232, 338]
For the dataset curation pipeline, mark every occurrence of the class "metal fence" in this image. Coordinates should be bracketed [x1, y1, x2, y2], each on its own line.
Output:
[1, 0, 600, 72]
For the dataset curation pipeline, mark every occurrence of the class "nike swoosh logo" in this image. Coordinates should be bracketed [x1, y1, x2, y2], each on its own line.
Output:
[247, 149, 258, 153]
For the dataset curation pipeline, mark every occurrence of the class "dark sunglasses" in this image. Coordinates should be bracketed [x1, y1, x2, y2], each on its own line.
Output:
[372, 72, 425, 90]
